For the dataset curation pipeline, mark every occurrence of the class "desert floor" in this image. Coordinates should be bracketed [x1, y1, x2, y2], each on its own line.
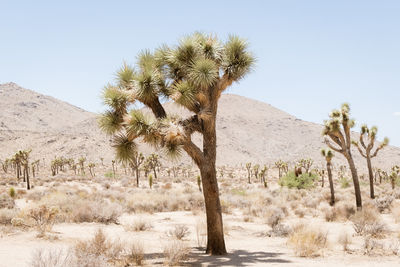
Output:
[1, 166, 400, 266]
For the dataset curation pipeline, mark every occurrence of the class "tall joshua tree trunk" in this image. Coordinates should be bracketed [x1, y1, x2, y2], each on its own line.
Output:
[199, 100, 226, 254]
[366, 154, 374, 199]
[353, 125, 388, 199]
[346, 153, 361, 208]
[323, 103, 362, 210]
[326, 161, 335, 206]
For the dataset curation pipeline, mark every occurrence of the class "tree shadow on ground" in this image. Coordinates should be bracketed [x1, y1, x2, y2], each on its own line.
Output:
[187, 248, 292, 266]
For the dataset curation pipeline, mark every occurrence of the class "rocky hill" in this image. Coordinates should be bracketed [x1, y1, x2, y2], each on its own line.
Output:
[1, 82, 399, 171]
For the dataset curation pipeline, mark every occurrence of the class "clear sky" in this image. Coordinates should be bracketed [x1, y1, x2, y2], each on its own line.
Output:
[1, 1, 399, 145]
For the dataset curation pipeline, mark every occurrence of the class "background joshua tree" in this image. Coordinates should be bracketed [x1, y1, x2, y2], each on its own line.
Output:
[252, 164, 260, 181]
[144, 153, 161, 179]
[259, 165, 268, 187]
[98, 33, 253, 254]
[352, 125, 389, 199]
[323, 103, 362, 210]
[321, 148, 335, 206]
[296, 158, 313, 176]
[274, 160, 288, 178]
[245, 162, 252, 183]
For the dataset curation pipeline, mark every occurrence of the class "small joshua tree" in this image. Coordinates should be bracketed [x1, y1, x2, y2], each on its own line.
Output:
[274, 160, 288, 178]
[148, 174, 153, 189]
[352, 125, 389, 199]
[252, 164, 260, 181]
[245, 162, 252, 184]
[323, 103, 362, 210]
[321, 149, 335, 206]
[260, 165, 268, 187]
[88, 163, 96, 178]
[296, 158, 313, 176]
[98, 33, 253, 254]
[144, 153, 161, 179]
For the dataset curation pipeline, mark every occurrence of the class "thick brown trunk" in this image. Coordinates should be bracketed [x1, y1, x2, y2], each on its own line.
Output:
[327, 162, 335, 206]
[199, 97, 226, 255]
[346, 153, 362, 210]
[366, 156, 375, 199]
[135, 168, 139, 187]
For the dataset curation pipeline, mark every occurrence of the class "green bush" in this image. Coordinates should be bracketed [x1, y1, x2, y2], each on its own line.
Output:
[279, 171, 318, 189]
[340, 177, 351, 188]
[9, 187, 16, 198]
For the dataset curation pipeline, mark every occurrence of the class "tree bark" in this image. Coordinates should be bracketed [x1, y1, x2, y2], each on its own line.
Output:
[327, 162, 335, 206]
[366, 156, 375, 199]
[199, 98, 227, 255]
[346, 153, 362, 210]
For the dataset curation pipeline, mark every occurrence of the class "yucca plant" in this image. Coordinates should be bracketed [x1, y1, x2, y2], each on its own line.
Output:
[323, 103, 362, 210]
[98, 32, 254, 255]
[321, 149, 335, 206]
[352, 125, 389, 199]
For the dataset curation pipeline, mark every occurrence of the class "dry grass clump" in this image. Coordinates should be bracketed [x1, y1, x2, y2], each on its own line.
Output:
[374, 196, 394, 213]
[163, 240, 190, 266]
[392, 202, 400, 223]
[335, 202, 356, 221]
[29, 205, 59, 237]
[287, 223, 328, 257]
[350, 205, 388, 238]
[71, 200, 123, 224]
[30, 248, 74, 267]
[167, 224, 190, 240]
[0, 193, 15, 209]
[338, 232, 352, 252]
[0, 208, 17, 225]
[74, 229, 123, 265]
[124, 218, 153, 232]
[127, 241, 145, 266]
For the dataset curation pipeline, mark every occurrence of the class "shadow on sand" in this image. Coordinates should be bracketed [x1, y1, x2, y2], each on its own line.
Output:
[187, 248, 292, 266]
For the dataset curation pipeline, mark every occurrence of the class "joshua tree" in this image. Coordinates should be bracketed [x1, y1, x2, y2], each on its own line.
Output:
[352, 125, 389, 199]
[111, 159, 116, 179]
[259, 165, 268, 187]
[321, 149, 335, 206]
[197, 175, 202, 192]
[245, 162, 252, 184]
[296, 158, 314, 175]
[148, 174, 153, 189]
[127, 151, 145, 187]
[274, 160, 288, 178]
[323, 103, 362, 210]
[390, 165, 399, 189]
[78, 157, 86, 175]
[144, 153, 161, 179]
[88, 163, 96, 178]
[252, 164, 260, 181]
[98, 33, 254, 254]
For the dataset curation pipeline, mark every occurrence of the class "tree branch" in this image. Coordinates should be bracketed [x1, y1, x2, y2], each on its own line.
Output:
[325, 138, 344, 153]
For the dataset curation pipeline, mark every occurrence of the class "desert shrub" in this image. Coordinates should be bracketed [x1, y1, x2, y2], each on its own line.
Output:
[351, 207, 387, 238]
[167, 225, 190, 240]
[30, 248, 74, 267]
[0, 208, 16, 225]
[323, 207, 337, 222]
[29, 205, 59, 237]
[125, 218, 152, 232]
[288, 223, 328, 257]
[294, 207, 306, 218]
[266, 207, 285, 228]
[127, 241, 145, 266]
[71, 200, 122, 224]
[0, 193, 15, 209]
[392, 202, 400, 223]
[268, 223, 291, 237]
[374, 196, 394, 213]
[338, 232, 352, 252]
[75, 229, 123, 264]
[163, 240, 190, 266]
[336, 202, 355, 220]
[339, 177, 351, 188]
[9, 187, 16, 198]
[279, 171, 318, 189]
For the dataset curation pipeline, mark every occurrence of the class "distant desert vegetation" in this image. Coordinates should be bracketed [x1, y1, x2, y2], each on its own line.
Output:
[1, 80, 400, 265]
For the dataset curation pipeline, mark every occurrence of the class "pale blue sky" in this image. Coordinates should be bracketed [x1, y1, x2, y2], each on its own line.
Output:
[1, 1, 399, 145]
